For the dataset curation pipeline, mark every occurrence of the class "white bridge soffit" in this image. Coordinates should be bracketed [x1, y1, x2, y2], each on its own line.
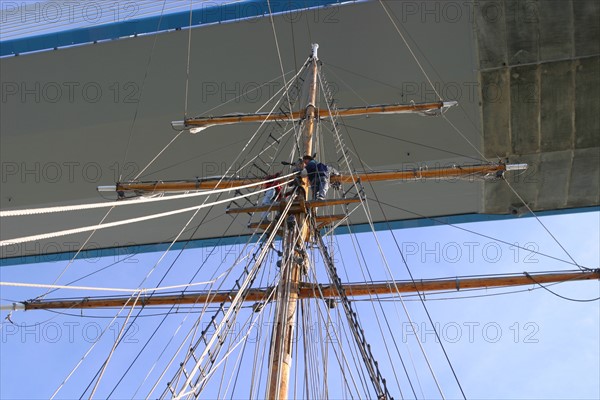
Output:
[0, 1, 598, 263]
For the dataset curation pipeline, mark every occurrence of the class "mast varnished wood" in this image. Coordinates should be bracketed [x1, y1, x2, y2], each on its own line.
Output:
[105, 164, 528, 194]
[266, 43, 320, 400]
[171, 101, 458, 130]
[14, 271, 599, 311]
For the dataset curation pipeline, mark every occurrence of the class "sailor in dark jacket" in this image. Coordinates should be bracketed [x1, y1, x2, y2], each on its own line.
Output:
[300, 155, 329, 200]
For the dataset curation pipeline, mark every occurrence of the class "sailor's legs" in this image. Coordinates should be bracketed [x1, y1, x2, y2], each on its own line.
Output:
[316, 175, 329, 200]
[260, 188, 276, 221]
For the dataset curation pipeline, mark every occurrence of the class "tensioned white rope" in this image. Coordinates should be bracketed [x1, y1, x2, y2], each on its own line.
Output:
[0, 180, 291, 247]
[266, 0, 302, 144]
[378, 0, 442, 101]
[36, 206, 115, 301]
[50, 295, 138, 399]
[442, 97, 586, 271]
[182, 274, 281, 399]
[303, 260, 365, 396]
[196, 69, 296, 117]
[50, 25, 301, 398]
[183, 0, 194, 119]
[132, 66, 304, 182]
[133, 130, 184, 180]
[121, 0, 170, 181]
[442, 114, 489, 161]
[320, 73, 446, 398]
[0, 172, 295, 217]
[0, 279, 216, 295]
[503, 179, 587, 270]
[173, 201, 291, 399]
[61, 192, 232, 397]
[89, 292, 142, 399]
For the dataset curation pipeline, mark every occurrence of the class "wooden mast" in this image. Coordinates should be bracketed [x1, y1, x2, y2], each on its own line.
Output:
[13, 41, 572, 398]
[266, 43, 319, 400]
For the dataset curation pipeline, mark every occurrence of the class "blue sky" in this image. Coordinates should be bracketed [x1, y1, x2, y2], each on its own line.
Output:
[1, 210, 598, 399]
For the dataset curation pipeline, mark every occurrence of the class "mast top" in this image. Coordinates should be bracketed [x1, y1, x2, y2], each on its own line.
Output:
[311, 43, 319, 59]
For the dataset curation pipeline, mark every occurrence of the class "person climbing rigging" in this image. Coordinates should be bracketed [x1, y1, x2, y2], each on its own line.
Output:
[300, 155, 330, 200]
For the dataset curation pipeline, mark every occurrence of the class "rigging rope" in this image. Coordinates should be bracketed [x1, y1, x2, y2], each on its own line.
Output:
[183, 0, 194, 119]
[120, 0, 169, 181]
[442, 114, 488, 161]
[377, 0, 442, 101]
[314, 227, 393, 400]
[82, 195, 270, 399]
[339, 223, 417, 398]
[142, 72, 308, 398]
[367, 197, 594, 269]
[342, 122, 487, 163]
[442, 101, 588, 273]
[133, 130, 184, 181]
[35, 206, 115, 302]
[121, 223, 250, 399]
[303, 254, 372, 398]
[265, 0, 302, 147]
[149, 195, 293, 398]
[0, 180, 291, 247]
[50, 294, 139, 399]
[504, 179, 590, 272]
[0, 173, 296, 217]
[319, 70, 448, 398]
[341, 125, 464, 400]
[193, 69, 296, 118]
[168, 201, 293, 399]
[88, 292, 142, 399]
[519, 272, 600, 302]
[0, 279, 216, 295]
[136, 66, 305, 180]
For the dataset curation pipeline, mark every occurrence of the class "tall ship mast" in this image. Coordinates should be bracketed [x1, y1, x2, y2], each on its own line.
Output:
[2, 41, 598, 400]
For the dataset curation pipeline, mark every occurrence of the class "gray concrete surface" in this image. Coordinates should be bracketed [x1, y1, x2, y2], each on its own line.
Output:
[1, 0, 598, 261]
[477, 0, 599, 213]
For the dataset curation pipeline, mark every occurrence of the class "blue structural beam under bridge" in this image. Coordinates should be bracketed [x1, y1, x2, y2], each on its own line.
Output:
[1, 206, 598, 267]
[0, 0, 346, 57]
